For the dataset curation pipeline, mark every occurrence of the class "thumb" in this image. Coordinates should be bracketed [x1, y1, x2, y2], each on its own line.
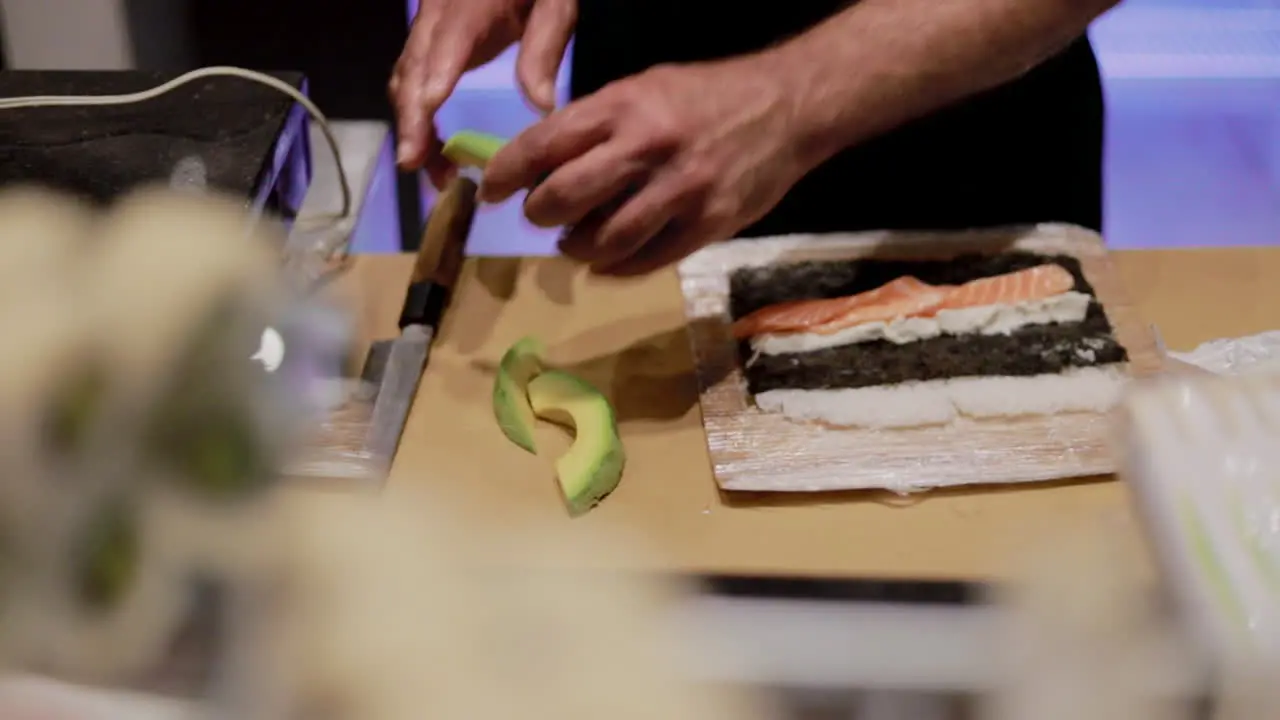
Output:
[516, 0, 576, 113]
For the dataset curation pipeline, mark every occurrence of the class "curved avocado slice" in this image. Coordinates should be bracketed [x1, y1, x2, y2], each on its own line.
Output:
[441, 131, 507, 169]
[492, 336, 546, 453]
[527, 370, 625, 517]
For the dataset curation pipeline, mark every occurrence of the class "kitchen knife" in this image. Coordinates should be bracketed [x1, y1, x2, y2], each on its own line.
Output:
[360, 175, 478, 477]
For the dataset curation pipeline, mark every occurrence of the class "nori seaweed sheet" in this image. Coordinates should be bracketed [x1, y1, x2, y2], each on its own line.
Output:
[745, 318, 1127, 393]
[730, 252, 1097, 318]
[730, 252, 1130, 393]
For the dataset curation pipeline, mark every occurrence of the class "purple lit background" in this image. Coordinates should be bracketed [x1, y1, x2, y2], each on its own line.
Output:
[364, 0, 1280, 255]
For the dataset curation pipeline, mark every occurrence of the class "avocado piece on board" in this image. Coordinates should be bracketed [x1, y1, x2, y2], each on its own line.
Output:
[527, 370, 625, 517]
[492, 336, 546, 453]
[441, 131, 507, 169]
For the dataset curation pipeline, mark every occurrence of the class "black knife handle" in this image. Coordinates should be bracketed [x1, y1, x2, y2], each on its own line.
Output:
[399, 280, 452, 330]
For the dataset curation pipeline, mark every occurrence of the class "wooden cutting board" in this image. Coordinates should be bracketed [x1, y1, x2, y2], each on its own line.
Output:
[677, 224, 1164, 493]
[327, 246, 1272, 580]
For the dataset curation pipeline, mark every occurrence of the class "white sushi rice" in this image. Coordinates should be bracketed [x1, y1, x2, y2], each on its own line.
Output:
[754, 364, 1129, 429]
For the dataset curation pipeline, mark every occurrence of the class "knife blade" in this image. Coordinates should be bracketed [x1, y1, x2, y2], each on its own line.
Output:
[361, 175, 478, 476]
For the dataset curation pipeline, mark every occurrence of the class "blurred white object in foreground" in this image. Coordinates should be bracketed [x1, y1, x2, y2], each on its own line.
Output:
[0, 184, 771, 720]
[0, 675, 199, 720]
[1118, 369, 1280, 720]
[987, 522, 1198, 720]
[1120, 371, 1280, 663]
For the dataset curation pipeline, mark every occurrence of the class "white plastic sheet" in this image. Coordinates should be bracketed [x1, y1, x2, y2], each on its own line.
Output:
[1121, 338, 1280, 668]
[1165, 330, 1280, 376]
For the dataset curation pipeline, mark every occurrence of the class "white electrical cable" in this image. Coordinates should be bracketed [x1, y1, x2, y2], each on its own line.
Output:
[0, 65, 353, 226]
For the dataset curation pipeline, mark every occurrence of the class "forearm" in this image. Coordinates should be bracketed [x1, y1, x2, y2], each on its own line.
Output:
[766, 0, 1121, 166]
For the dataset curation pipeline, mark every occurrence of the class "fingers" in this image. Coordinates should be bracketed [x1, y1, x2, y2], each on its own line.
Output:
[557, 169, 729, 276]
[392, 7, 477, 169]
[556, 208, 611, 262]
[516, 0, 576, 112]
[423, 133, 457, 191]
[391, 10, 443, 167]
[577, 174, 692, 270]
[523, 143, 648, 228]
[596, 219, 709, 277]
[481, 100, 614, 202]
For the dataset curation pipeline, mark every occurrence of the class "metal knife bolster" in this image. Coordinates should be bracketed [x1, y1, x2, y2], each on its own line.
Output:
[398, 281, 450, 330]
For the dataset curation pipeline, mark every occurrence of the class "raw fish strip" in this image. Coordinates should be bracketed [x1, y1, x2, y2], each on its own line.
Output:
[926, 264, 1075, 315]
[732, 263, 1077, 339]
[730, 276, 936, 339]
[807, 285, 951, 336]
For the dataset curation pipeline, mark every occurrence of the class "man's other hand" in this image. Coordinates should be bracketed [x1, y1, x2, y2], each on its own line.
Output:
[390, 0, 576, 186]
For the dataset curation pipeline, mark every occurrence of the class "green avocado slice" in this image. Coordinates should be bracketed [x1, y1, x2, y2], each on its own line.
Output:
[527, 370, 625, 517]
[441, 131, 508, 169]
[492, 336, 546, 453]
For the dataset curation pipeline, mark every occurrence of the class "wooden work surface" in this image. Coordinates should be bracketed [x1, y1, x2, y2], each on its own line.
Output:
[332, 247, 1279, 580]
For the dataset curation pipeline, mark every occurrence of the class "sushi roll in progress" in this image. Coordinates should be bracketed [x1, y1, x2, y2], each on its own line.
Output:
[729, 252, 1131, 428]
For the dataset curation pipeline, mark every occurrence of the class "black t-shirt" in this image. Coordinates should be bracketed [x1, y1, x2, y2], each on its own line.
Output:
[570, 0, 1104, 234]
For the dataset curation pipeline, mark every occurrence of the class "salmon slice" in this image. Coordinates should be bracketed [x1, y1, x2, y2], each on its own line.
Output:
[731, 263, 1076, 339]
[928, 264, 1075, 314]
[807, 285, 952, 335]
[730, 276, 934, 339]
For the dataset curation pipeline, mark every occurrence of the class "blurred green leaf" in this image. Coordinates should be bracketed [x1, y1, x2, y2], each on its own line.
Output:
[144, 295, 274, 500]
[151, 406, 270, 500]
[46, 364, 106, 455]
[76, 500, 138, 612]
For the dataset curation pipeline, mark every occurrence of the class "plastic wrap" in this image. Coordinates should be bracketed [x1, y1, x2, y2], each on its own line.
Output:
[1164, 330, 1280, 376]
[266, 300, 386, 484]
[279, 379, 380, 483]
[281, 218, 356, 297]
[1118, 360, 1280, 667]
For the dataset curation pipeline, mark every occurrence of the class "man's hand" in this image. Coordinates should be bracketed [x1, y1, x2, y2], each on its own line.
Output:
[480, 59, 814, 277]
[390, 0, 576, 185]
